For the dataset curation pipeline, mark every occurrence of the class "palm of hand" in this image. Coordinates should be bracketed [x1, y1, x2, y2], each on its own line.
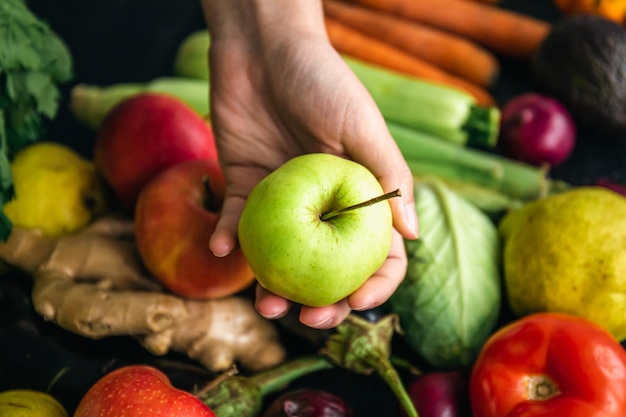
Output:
[208, 35, 409, 328]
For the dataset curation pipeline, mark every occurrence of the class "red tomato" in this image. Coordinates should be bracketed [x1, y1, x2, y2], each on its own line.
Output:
[469, 312, 626, 417]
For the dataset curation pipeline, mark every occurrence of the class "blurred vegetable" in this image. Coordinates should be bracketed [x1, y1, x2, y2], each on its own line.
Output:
[0, 217, 286, 373]
[399, 371, 470, 417]
[533, 15, 626, 135]
[470, 313, 626, 417]
[173, 30, 211, 80]
[498, 186, 626, 341]
[412, 174, 524, 215]
[3, 142, 110, 236]
[325, 17, 495, 105]
[261, 389, 353, 417]
[344, 0, 551, 59]
[0, 0, 73, 240]
[595, 177, 626, 196]
[323, 0, 499, 87]
[70, 77, 210, 129]
[321, 314, 417, 417]
[197, 356, 367, 417]
[388, 181, 501, 368]
[553, 0, 626, 23]
[498, 93, 576, 167]
[0, 270, 220, 414]
[345, 58, 500, 147]
[200, 314, 417, 417]
[0, 389, 69, 417]
[388, 122, 570, 203]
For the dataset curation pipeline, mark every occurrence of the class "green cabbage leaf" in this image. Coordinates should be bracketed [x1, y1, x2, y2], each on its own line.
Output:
[388, 181, 501, 368]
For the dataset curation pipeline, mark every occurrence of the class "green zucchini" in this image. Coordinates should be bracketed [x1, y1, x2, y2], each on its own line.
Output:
[344, 57, 500, 147]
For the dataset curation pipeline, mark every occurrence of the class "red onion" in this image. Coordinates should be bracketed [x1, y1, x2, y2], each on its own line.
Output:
[261, 389, 353, 417]
[498, 93, 576, 167]
[399, 370, 471, 417]
[595, 178, 626, 197]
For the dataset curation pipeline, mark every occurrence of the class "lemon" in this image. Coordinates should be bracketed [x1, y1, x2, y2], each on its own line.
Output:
[3, 142, 110, 236]
[499, 186, 626, 340]
[0, 389, 68, 417]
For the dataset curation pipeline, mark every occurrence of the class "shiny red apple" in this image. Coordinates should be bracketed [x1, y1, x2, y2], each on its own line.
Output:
[94, 93, 217, 213]
[134, 158, 255, 299]
[73, 365, 216, 417]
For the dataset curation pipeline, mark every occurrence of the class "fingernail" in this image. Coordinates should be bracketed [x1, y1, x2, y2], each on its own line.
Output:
[308, 316, 334, 329]
[353, 303, 374, 312]
[260, 310, 287, 320]
[405, 201, 419, 239]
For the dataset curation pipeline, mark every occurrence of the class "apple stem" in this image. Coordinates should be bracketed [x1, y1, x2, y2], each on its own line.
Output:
[202, 175, 221, 212]
[320, 188, 402, 221]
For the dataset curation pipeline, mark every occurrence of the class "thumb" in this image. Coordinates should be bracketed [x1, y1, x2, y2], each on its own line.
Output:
[345, 124, 419, 241]
[209, 164, 269, 257]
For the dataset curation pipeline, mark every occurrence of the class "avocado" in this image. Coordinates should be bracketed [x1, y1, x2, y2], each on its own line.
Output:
[533, 15, 626, 136]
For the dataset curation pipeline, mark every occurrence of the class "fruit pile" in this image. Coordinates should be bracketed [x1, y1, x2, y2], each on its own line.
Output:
[4, 1, 626, 417]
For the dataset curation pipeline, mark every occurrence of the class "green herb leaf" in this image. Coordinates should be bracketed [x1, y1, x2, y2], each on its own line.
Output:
[0, 0, 73, 241]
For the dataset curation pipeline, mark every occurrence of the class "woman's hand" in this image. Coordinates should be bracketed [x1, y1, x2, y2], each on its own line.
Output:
[201, 0, 418, 329]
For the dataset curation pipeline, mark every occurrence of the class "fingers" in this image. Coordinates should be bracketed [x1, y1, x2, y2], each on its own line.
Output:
[336, 64, 419, 242]
[343, 119, 419, 242]
[256, 284, 351, 329]
[387, 161, 419, 241]
[209, 194, 246, 257]
[361, 145, 418, 241]
[209, 162, 273, 257]
[255, 285, 293, 319]
[255, 230, 408, 330]
[347, 230, 407, 310]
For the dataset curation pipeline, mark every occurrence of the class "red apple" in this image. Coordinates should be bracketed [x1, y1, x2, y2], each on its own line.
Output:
[94, 93, 217, 213]
[74, 365, 216, 417]
[134, 158, 255, 299]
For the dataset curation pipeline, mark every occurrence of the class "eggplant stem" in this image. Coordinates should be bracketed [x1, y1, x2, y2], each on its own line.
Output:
[251, 355, 334, 397]
[320, 314, 419, 417]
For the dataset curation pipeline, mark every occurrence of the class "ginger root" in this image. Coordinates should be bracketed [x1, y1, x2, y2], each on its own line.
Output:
[0, 215, 286, 372]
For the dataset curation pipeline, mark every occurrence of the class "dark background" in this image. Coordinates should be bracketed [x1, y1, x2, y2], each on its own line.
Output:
[1, 0, 626, 415]
[22, 0, 626, 185]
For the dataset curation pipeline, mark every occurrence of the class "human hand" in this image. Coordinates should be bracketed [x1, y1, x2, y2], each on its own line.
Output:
[201, 0, 418, 329]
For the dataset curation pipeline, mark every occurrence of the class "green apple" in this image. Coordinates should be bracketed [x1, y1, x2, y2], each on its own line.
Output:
[238, 153, 397, 307]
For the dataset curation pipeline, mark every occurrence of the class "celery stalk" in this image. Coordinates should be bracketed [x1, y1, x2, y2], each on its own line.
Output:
[388, 122, 570, 202]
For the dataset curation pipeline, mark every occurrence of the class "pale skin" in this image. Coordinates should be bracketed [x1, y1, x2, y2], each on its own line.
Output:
[201, 0, 419, 329]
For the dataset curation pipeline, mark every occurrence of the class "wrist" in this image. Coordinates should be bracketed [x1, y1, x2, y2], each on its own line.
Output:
[201, 0, 326, 43]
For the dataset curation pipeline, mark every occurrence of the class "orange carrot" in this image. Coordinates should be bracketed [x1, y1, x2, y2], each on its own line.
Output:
[553, 0, 626, 23]
[323, 0, 500, 87]
[324, 16, 495, 105]
[342, 0, 551, 60]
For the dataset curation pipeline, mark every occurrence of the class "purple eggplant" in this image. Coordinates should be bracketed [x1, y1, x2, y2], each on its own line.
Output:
[262, 389, 353, 417]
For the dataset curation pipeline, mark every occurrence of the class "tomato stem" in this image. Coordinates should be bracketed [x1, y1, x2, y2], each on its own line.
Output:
[527, 375, 560, 400]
